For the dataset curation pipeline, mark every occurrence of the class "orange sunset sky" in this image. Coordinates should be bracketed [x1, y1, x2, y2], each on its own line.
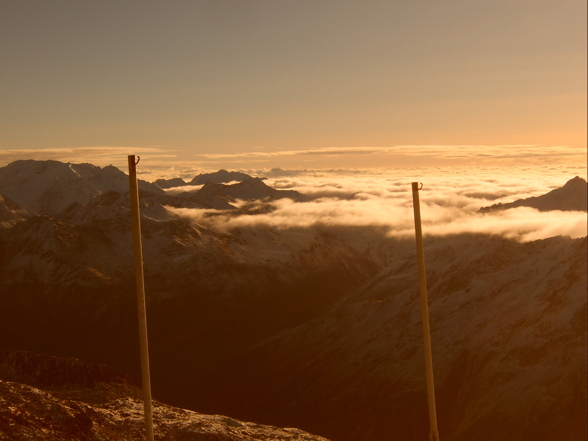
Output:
[1, 1, 586, 171]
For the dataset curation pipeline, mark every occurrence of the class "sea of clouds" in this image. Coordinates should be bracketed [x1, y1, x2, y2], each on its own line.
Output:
[167, 166, 587, 242]
[1, 146, 584, 242]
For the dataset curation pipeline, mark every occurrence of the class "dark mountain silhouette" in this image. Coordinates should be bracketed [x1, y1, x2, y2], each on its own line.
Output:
[0, 350, 135, 394]
[189, 169, 256, 185]
[154, 177, 187, 189]
[480, 176, 587, 212]
[194, 177, 304, 205]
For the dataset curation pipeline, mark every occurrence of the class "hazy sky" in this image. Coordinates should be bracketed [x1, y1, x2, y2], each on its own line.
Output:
[1, 0, 586, 170]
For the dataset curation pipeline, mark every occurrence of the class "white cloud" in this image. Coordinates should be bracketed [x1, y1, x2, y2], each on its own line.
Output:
[194, 145, 587, 169]
[422, 207, 587, 241]
[2, 148, 585, 242]
[167, 167, 587, 242]
[3, 145, 585, 182]
[164, 185, 204, 195]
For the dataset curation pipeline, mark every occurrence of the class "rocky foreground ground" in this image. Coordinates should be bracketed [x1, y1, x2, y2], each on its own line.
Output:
[0, 350, 330, 441]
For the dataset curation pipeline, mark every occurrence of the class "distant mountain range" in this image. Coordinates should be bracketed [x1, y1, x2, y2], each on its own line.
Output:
[154, 169, 259, 189]
[0, 159, 585, 441]
[0, 160, 302, 222]
[0, 160, 163, 217]
[189, 169, 259, 185]
[479, 176, 587, 212]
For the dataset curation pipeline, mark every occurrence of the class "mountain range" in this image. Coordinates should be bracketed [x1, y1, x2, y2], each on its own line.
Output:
[153, 169, 256, 189]
[0, 160, 163, 217]
[0, 160, 586, 441]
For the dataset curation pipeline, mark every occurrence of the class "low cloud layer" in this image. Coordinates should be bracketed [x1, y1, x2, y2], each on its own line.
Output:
[2, 145, 586, 177]
[1, 150, 584, 241]
[168, 167, 587, 242]
[196, 145, 587, 169]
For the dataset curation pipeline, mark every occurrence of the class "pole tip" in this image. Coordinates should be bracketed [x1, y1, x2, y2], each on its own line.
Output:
[128, 155, 140, 165]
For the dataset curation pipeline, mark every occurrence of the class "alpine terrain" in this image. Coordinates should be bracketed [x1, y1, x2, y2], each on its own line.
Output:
[0, 350, 330, 440]
[0, 159, 585, 441]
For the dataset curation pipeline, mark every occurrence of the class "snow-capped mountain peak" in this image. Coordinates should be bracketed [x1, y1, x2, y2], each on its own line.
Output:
[0, 160, 163, 217]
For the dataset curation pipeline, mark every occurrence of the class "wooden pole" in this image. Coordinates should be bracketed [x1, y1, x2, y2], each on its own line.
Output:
[411, 182, 440, 441]
[128, 155, 155, 441]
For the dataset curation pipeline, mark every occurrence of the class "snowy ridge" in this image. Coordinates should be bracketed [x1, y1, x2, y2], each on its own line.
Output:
[0, 160, 163, 217]
[0, 160, 303, 219]
[203, 234, 586, 441]
[479, 176, 587, 212]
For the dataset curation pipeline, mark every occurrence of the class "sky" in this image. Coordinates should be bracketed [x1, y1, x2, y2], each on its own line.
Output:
[1, 0, 586, 173]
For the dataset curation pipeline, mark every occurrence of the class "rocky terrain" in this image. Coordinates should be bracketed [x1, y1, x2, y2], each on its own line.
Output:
[0, 160, 163, 217]
[0, 193, 30, 228]
[0, 160, 586, 441]
[0, 350, 330, 441]
[201, 234, 586, 441]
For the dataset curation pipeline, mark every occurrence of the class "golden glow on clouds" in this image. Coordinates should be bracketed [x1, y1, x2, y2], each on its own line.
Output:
[197, 145, 587, 166]
[0, 143, 584, 242]
[168, 169, 587, 242]
[1, 145, 585, 177]
[0, 147, 177, 169]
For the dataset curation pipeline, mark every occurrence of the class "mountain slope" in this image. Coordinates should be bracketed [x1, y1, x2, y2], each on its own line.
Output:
[0, 205, 387, 422]
[0, 193, 30, 228]
[0, 350, 331, 441]
[0, 160, 163, 217]
[0, 161, 585, 441]
[197, 234, 587, 441]
[480, 176, 588, 212]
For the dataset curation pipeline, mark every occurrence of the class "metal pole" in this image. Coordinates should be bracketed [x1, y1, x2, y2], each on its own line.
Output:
[411, 182, 440, 441]
[128, 155, 155, 441]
